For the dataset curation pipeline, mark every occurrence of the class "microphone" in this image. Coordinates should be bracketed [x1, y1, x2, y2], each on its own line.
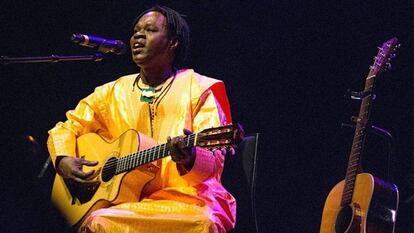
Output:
[71, 33, 127, 55]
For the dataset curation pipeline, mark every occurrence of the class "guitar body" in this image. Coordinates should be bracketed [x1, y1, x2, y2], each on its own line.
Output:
[51, 129, 160, 227]
[320, 173, 399, 233]
[49, 124, 244, 228]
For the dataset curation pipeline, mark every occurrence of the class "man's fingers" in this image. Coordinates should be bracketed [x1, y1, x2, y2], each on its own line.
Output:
[213, 147, 236, 157]
[214, 150, 222, 156]
[79, 157, 98, 166]
[72, 168, 94, 179]
[82, 169, 96, 178]
[169, 136, 189, 163]
[183, 129, 193, 135]
[228, 147, 236, 155]
[177, 139, 186, 150]
[83, 160, 99, 166]
[170, 136, 185, 149]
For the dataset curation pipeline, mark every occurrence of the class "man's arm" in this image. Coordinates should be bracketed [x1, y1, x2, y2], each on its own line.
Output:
[48, 84, 111, 182]
[173, 82, 232, 185]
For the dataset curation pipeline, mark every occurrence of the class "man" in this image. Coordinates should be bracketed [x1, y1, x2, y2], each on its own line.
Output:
[48, 5, 236, 233]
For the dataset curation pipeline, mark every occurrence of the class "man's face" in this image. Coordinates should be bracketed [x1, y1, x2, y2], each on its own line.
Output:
[130, 11, 173, 67]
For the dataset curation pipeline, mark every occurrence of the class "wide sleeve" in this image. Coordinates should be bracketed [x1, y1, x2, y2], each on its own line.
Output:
[47, 84, 111, 167]
[180, 81, 232, 185]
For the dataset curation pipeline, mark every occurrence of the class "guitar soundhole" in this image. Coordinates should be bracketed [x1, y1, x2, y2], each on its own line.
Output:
[335, 205, 352, 233]
[101, 157, 118, 182]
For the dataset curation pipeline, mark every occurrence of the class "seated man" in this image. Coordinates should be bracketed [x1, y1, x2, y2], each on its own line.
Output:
[48, 5, 236, 233]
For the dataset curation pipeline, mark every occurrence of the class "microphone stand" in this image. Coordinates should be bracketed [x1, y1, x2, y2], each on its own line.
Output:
[1, 53, 103, 65]
[2, 52, 104, 177]
[38, 157, 51, 179]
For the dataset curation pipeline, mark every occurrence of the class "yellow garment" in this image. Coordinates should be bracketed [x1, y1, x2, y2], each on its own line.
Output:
[48, 69, 235, 233]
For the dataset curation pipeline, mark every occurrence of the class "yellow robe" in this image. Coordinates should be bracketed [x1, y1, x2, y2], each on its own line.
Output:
[48, 69, 236, 233]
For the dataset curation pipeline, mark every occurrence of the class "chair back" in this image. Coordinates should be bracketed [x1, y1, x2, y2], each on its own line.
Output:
[223, 133, 260, 233]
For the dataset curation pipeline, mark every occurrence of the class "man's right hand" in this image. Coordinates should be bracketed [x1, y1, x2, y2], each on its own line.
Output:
[56, 156, 99, 183]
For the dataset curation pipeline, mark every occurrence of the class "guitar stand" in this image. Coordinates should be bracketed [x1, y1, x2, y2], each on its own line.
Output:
[340, 122, 393, 141]
[341, 122, 395, 182]
[345, 89, 376, 100]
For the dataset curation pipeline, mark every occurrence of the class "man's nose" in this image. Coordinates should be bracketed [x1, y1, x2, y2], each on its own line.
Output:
[133, 30, 145, 39]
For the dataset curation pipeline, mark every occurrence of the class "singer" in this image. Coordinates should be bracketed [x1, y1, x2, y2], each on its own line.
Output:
[47, 5, 235, 233]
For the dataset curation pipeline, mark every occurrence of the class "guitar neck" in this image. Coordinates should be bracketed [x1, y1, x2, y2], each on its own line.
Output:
[340, 74, 376, 206]
[114, 133, 197, 174]
[339, 38, 399, 206]
[99, 123, 242, 177]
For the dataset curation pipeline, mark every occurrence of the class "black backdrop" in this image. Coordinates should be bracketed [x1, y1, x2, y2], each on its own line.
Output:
[1, 1, 413, 232]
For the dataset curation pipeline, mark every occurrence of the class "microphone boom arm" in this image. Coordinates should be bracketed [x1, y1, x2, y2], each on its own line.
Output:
[1, 53, 103, 65]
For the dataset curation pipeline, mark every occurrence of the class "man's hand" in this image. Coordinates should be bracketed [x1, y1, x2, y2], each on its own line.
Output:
[167, 129, 195, 170]
[56, 156, 99, 183]
[213, 146, 236, 157]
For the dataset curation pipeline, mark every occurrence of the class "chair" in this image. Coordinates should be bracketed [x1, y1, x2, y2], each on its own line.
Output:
[223, 133, 260, 233]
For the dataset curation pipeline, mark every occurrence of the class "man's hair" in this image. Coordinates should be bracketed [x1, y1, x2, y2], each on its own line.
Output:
[133, 5, 190, 69]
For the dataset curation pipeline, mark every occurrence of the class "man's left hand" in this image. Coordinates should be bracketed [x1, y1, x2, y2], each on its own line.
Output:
[167, 129, 195, 170]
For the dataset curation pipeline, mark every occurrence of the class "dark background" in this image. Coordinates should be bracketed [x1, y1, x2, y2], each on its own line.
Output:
[1, 1, 413, 232]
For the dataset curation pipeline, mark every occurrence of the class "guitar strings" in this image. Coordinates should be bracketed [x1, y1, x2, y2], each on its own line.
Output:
[100, 145, 167, 177]
[101, 132, 196, 174]
[101, 143, 169, 175]
[100, 134, 196, 178]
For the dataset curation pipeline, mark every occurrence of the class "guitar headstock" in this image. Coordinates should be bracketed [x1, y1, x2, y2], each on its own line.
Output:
[370, 37, 399, 76]
[196, 123, 245, 150]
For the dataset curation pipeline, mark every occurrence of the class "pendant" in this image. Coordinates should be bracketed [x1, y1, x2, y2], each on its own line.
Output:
[140, 87, 156, 103]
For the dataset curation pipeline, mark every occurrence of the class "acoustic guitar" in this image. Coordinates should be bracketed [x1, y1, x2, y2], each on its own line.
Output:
[320, 38, 399, 233]
[51, 124, 244, 227]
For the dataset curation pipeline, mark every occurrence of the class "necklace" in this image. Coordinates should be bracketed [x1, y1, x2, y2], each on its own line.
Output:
[134, 74, 165, 103]
[140, 86, 160, 103]
[133, 72, 176, 136]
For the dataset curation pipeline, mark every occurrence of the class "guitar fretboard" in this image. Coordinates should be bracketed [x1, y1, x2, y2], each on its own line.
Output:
[98, 123, 240, 183]
[107, 134, 197, 175]
[340, 38, 399, 207]
[341, 75, 375, 206]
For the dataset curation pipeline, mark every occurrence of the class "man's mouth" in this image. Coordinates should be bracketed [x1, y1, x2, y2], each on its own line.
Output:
[132, 41, 145, 54]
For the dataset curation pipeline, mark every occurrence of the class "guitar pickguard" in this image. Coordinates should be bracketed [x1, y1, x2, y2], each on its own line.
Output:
[65, 179, 101, 204]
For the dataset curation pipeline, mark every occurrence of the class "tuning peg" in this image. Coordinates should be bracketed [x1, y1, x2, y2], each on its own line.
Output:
[351, 116, 360, 123]
[351, 116, 368, 125]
